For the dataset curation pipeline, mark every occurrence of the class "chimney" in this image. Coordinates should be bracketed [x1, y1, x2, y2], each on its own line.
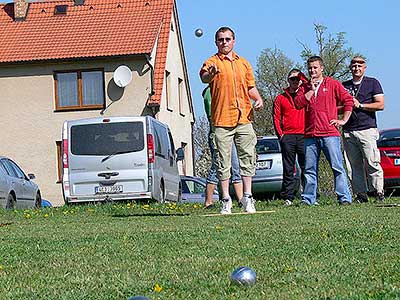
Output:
[14, 0, 29, 21]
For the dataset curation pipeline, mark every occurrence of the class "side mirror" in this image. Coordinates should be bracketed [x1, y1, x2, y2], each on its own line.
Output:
[28, 173, 36, 180]
[176, 148, 184, 161]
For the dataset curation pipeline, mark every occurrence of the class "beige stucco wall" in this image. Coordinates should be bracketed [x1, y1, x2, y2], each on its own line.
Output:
[159, 12, 194, 176]
[0, 54, 194, 206]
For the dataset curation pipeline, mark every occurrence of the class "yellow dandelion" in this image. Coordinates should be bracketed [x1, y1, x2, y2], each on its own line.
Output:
[24, 213, 31, 219]
[215, 225, 223, 231]
[44, 213, 49, 218]
[153, 283, 163, 293]
[142, 204, 150, 210]
[0, 265, 3, 271]
[63, 211, 68, 215]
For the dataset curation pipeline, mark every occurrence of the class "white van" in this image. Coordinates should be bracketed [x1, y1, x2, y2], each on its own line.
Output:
[61, 116, 184, 204]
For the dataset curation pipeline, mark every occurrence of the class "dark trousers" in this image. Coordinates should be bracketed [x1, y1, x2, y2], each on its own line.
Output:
[280, 134, 305, 200]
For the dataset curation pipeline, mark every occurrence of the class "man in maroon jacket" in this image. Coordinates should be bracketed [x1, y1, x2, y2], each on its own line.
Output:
[294, 56, 353, 206]
[273, 69, 306, 205]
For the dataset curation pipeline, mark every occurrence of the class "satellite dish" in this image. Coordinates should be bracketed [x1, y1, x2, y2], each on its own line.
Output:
[113, 65, 132, 88]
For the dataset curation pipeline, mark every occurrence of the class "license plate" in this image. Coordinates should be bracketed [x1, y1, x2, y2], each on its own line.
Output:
[95, 185, 123, 194]
[256, 160, 272, 169]
[395, 158, 400, 166]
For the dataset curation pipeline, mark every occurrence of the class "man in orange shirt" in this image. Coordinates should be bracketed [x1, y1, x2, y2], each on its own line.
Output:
[199, 26, 264, 214]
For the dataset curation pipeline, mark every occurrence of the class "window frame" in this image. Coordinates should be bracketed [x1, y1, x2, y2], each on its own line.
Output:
[178, 77, 184, 116]
[54, 68, 105, 111]
[56, 141, 62, 183]
[165, 70, 172, 112]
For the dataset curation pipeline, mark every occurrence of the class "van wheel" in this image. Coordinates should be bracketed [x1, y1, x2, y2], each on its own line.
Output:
[160, 182, 166, 203]
[34, 192, 42, 209]
[6, 193, 16, 209]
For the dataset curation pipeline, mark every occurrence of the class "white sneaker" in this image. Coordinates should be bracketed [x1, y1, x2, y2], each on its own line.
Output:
[284, 199, 293, 206]
[220, 197, 232, 214]
[242, 194, 256, 213]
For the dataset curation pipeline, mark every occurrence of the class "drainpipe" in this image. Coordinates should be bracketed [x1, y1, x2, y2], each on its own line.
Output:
[144, 54, 155, 96]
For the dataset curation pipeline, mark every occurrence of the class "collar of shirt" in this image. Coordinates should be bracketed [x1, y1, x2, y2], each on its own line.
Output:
[217, 51, 240, 61]
[314, 78, 323, 96]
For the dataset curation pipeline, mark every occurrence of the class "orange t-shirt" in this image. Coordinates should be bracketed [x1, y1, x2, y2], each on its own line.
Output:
[200, 52, 256, 127]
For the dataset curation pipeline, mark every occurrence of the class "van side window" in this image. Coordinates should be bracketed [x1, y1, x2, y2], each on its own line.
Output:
[168, 130, 175, 155]
[153, 123, 169, 158]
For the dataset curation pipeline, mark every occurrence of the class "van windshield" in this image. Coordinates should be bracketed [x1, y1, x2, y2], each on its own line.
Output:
[71, 122, 144, 155]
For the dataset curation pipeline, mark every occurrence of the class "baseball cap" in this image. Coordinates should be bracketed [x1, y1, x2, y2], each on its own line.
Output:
[350, 56, 366, 64]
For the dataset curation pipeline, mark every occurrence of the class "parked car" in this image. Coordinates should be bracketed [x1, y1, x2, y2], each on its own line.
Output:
[0, 156, 41, 209]
[377, 128, 400, 191]
[61, 116, 184, 204]
[180, 175, 219, 203]
[41, 199, 52, 207]
[252, 136, 300, 197]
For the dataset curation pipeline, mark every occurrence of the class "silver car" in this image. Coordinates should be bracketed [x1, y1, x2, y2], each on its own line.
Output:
[180, 175, 219, 203]
[252, 136, 300, 196]
[0, 156, 41, 209]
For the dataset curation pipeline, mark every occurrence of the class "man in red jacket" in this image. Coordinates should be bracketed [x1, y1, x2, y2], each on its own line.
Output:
[294, 56, 353, 206]
[273, 69, 306, 205]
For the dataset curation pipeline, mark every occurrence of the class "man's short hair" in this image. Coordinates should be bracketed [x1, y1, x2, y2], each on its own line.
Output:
[307, 56, 324, 66]
[215, 26, 235, 41]
[288, 68, 301, 78]
[350, 55, 366, 65]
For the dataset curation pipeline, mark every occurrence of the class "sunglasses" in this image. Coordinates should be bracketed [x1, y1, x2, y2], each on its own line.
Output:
[217, 37, 232, 43]
[351, 60, 365, 64]
[351, 62, 365, 68]
[288, 77, 300, 82]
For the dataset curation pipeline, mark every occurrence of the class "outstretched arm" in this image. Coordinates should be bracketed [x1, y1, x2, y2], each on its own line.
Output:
[248, 87, 264, 111]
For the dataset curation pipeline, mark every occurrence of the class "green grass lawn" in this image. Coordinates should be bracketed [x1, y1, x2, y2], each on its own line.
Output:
[1, 197, 400, 300]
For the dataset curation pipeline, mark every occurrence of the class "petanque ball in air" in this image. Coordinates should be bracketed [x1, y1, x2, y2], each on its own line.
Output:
[194, 28, 203, 37]
[230, 266, 257, 286]
[128, 296, 149, 300]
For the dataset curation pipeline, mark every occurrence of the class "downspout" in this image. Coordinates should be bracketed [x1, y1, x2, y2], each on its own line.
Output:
[144, 54, 155, 96]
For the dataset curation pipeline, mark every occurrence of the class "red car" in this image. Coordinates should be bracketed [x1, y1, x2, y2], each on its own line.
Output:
[378, 128, 400, 191]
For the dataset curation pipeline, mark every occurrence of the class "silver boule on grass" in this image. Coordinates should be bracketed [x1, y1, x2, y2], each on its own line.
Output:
[230, 266, 257, 287]
[128, 296, 150, 300]
[194, 28, 203, 37]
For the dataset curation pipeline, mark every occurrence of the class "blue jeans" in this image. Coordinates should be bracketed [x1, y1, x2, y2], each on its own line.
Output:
[302, 136, 351, 204]
[207, 130, 241, 185]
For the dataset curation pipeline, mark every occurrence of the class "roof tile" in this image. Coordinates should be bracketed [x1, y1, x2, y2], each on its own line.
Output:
[0, 0, 176, 105]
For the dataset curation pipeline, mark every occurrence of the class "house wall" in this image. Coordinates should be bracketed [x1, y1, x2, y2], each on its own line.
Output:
[159, 13, 194, 176]
[0, 56, 193, 206]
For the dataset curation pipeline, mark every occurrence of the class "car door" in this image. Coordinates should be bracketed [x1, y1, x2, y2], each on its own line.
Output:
[1, 159, 25, 208]
[5, 159, 35, 208]
[165, 129, 180, 200]
[0, 162, 8, 206]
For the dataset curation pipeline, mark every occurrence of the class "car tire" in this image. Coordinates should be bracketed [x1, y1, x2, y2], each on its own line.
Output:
[34, 192, 42, 209]
[6, 193, 16, 209]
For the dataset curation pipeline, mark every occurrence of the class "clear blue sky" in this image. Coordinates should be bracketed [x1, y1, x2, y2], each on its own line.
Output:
[176, 0, 399, 130]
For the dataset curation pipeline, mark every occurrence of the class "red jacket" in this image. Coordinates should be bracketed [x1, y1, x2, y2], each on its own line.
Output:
[273, 89, 305, 138]
[294, 76, 353, 138]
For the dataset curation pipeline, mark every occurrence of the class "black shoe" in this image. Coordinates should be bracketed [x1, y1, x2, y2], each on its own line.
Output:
[376, 192, 385, 202]
[356, 193, 369, 203]
[204, 204, 216, 209]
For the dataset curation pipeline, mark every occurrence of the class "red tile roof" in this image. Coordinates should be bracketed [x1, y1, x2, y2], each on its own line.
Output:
[0, 0, 176, 105]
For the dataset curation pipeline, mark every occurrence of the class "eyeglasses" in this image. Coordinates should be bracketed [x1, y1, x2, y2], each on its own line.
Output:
[351, 63, 365, 68]
[217, 37, 232, 43]
[288, 77, 300, 82]
[351, 60, 365, 64]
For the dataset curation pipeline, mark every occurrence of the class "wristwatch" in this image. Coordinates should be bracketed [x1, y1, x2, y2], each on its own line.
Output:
[359, 103, 364, 109]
